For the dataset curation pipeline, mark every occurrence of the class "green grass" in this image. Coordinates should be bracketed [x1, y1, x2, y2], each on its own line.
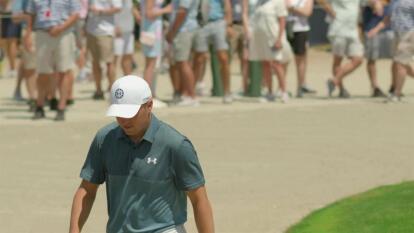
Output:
[286, 181, 414, 233]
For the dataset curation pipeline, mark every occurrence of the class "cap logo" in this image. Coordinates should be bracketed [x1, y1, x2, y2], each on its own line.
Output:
[114, 88, 124, 99]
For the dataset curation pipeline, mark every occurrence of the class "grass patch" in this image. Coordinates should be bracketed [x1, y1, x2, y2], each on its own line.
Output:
[286, 181, 414, 233]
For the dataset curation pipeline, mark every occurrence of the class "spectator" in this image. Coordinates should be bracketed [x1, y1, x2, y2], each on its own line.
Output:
[318, 0, 363, 98]
[86, 0, 121, 100]
[25, 0, 80, 121]
[286, 0, 316, 98]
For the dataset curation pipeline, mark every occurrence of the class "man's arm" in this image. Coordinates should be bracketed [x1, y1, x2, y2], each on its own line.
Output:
[316, 0, 335, 18]
[69, 180, 99, 233]
[187, 186, 215, 233]
[145, 0, 172, 20]
[90, 5, 121, 15]
[166, 7, 188, 43]
[49, 13, 79, 37]
[366, 15, 390, 38]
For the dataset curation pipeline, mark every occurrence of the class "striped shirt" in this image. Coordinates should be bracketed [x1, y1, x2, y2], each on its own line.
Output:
[26, 0, 80, 30]
[391, 0, 414, 33]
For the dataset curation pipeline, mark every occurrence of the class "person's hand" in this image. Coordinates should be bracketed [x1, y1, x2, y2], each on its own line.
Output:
[24, 34, 33, 52]
[274, 39, 282, 50]
[164, 4, 173, 14]
[115, 26, 122, 37]
[49, 25, 64, 37]
[329, 10, 336, 19]
[166, 31, 174, 44]
[366, 28, 378, 39]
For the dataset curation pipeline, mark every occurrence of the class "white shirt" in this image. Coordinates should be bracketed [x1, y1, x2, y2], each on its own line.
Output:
[287, 0, 311, 32]
[86, 0, 123, 36]
[114, 0, 135, 34]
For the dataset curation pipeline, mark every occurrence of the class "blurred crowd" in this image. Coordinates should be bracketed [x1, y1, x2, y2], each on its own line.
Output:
[0, 0, 412, 121]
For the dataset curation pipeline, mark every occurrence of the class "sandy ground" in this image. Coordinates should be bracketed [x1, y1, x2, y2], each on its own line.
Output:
[1, 49, 414, 233]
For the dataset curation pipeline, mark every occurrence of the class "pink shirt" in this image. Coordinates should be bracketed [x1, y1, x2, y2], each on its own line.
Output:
[79, 0, 88, 19]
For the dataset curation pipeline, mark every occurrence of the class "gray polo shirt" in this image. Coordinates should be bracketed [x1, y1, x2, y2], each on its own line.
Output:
[80, 114, 205, 233]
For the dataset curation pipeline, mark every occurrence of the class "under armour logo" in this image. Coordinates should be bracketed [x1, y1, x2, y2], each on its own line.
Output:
[114, 88, 124, 99]
[147, 157, 157, 165]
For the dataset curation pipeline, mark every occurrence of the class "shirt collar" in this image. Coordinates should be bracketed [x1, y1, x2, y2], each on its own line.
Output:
[116, 114, 160, 144]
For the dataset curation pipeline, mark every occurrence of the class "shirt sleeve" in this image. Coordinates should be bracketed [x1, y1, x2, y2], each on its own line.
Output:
[25, 0, 35, 14]
[179, 0, 192, 9]
[80, 134, 106, 184]
[172, 139, 205, 191]
[69, 0, 81, 15]
[276, 0, 287, 17]
[113, 0, 123, 8]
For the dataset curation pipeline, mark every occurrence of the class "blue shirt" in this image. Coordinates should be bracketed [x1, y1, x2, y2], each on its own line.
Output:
[12, 0, 29, 14]
[390, 0, 414, 33]
[170, 0, 200, 32]
[26, 0, 80, 30]
[208, 0, 224, 21]
[362, 4, 391, 32]
[80, 115, 205, 233]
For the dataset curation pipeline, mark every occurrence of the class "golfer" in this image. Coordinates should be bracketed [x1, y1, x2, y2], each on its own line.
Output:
[68, 75, 214, 233]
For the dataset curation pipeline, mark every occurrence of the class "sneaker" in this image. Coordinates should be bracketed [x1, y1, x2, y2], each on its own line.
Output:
[8, 70, 17, 79]
[49, 98, 58, 111]
[92, 92, 105, 100]
[223, 94, 233, 104]
[327, 79, 336, 97]
[339, 88, 351, 98]
[32, 107, 45, 120]
[386, 94, 401, 103]
[265, 92, 276, 102]
[196, 82, 209, 96]
[372, 88, 386, 98]
[27, 99, 36, 112]
[13, 90, 24, 101]
[54, 109, 65, 121]
[153, 98, 168, 108]
[177, 96, 200, 107]
[300, 85, 317, 94]
[296, 88, 304, 98]
[281, 92, 289, 103]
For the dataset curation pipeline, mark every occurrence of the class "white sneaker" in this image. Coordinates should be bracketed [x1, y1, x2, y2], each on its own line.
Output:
[177, 96, 200, 107]
[196, 82, 209, 96]
[8, 70, 17, 79]
[281, 92, 289, 103]
[153, 98, 168, 108]
[223, 94, 233, 104]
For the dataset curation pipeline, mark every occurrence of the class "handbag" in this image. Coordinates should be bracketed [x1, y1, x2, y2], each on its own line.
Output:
[140, 31, 156, 46]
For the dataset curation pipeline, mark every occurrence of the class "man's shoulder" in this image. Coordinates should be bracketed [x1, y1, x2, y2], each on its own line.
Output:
[156, 119, 188, 146]
[95, 122, 120, 141]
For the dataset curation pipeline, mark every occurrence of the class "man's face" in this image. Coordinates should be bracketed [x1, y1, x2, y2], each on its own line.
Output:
[116, 100, 153, 140]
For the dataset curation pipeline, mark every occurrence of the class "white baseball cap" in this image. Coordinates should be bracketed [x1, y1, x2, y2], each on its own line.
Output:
[106, 75, 152, 118]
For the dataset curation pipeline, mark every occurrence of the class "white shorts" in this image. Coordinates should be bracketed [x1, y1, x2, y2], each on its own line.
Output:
[114, 33, 134, 56]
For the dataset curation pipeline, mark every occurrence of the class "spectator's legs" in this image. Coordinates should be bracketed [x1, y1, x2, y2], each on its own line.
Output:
[6, 38, 18, 75]
[13, 64, 24, 100]
[57, 71, 71, 111]
[92, 59, 103, 95]
[169, 63, 181, 97]
[144, 57, 157, 90]
[295, 54, 306, 90]
[367, 60, 379, 89]
[394, 62, 407, 97]
[272, 61, 287, 93]
[239, 45, 249, 94]
[121, 54, 133, 75]
[177, 61, 196, 98]
[332, 56, 363, 87]
[107, 61, 115, 90]
[36, 73, 52, 107]
[24, 68, 37, 100]
[216, 50, 231, 95]
[193, 52, 207, 85]
[67, 70, 75, 102]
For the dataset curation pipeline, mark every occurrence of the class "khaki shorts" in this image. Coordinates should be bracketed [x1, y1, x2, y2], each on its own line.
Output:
[21, 33, 36, 70]
[330, 36, 364, 57]
[393, 31, 414, 65]
[228, 24, 244, 55]
[194, 20, 229, 52]
[35, 31, 76, 74]
[172, 31, 196, 62]
[87, 34, 114, 63]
